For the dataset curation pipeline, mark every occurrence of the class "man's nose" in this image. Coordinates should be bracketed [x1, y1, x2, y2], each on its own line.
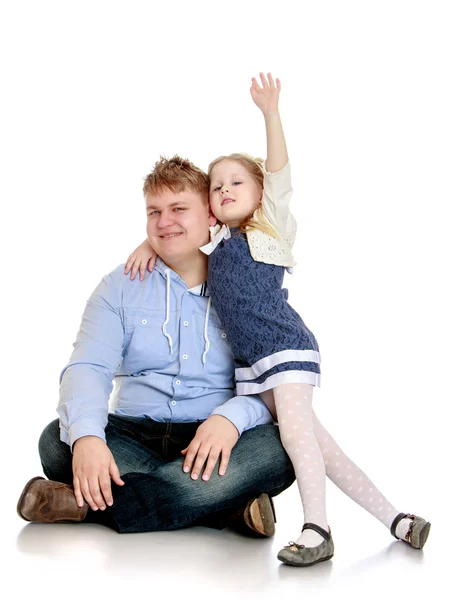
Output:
[157, 211, 175, 227]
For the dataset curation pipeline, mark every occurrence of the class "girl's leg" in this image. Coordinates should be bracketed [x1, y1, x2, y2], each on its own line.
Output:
[312, 412, 412, 540]
[272, 383, 329, 547]
[262, 385, 414, 543]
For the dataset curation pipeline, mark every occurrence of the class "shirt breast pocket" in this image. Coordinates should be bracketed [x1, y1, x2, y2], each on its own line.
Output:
[193, 310, 234, 373]
[123, 311, 176, 374]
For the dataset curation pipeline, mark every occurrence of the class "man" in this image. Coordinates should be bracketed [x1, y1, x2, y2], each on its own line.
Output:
[17, 156, 295, 534]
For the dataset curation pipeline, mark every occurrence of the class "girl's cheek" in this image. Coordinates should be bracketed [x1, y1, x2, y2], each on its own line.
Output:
[209, 202, 220, 220]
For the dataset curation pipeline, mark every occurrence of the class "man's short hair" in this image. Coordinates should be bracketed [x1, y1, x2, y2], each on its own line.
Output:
[143, 155, 209, 203]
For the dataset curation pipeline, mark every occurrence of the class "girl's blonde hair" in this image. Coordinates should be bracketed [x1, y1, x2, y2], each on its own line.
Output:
[207, 153, 279, 238]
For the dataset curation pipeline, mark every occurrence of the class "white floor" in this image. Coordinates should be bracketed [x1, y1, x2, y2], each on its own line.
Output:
[6, 458, 443, 600]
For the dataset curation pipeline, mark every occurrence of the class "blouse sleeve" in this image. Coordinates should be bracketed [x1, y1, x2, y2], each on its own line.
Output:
[260, 161, 297, 248]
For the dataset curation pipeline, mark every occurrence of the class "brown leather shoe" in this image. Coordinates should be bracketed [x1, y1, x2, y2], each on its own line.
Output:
[229, 493, 276, 537]
[17, 477, 88, 523]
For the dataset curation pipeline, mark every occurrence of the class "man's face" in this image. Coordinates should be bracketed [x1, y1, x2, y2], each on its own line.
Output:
[146, 189, 216, 263]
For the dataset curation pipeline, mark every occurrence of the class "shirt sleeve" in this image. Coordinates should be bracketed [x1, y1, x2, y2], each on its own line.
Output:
[57, 274, 125, 451]
[260, 161, 297, 248]
[211, 394, 273, 436]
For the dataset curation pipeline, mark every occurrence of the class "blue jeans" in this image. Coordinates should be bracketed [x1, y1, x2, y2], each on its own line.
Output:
[39, 415, 295, 534]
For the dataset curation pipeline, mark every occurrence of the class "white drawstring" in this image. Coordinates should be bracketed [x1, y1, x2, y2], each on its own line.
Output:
[202, 296, 212, 365]
[162, 269, 173, 354]
[161, 267, 211, 363]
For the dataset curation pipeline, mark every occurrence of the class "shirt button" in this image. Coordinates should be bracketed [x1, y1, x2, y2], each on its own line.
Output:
[183, 321, 189, 326]
[175, 380, 181, 385]
[141, 319, 147, 325]
[171, 400, 177, 406]
[221, 332, 227, 338]
[182, 354, 188, 360]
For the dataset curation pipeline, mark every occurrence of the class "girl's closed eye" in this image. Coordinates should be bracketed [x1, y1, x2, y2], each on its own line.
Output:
[212, 182, 241, 192]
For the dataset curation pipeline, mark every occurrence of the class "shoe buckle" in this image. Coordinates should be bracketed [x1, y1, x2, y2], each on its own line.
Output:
[405, 515, 416, 542]
[287, 541, 305, 551]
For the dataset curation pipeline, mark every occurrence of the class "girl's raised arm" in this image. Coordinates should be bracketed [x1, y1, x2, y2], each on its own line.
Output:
[250, 73, 288, 173]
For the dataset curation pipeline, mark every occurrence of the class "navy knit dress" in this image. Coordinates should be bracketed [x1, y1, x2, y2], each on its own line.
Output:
[207, 228, 321, 396]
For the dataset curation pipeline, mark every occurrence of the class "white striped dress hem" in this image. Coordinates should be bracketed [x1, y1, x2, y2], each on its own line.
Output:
[236, 370, 321, 395]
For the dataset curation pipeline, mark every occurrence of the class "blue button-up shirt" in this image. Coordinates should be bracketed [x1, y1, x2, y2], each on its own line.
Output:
[58, 259, 273, 448]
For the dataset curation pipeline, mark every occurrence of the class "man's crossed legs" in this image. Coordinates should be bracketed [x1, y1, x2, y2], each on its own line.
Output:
[25, 415, 295, 534]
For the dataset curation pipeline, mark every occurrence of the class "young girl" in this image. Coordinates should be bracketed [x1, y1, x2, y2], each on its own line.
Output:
[125, 73, 430, 567]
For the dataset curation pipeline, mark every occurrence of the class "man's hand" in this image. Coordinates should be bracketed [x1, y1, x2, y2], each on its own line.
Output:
[72, 436, 125, 511]
[181, 415, 239, 481]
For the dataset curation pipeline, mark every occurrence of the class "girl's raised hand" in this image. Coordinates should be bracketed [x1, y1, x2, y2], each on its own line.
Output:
[124, 239, 158, 281]
[250, 72, 281, 114]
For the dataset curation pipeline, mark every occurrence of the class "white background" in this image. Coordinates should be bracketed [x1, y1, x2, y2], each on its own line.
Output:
[1, 1, 449, 597]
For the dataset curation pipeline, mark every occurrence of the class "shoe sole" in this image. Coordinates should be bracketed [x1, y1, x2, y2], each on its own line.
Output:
[416, 522, 431, 549]
[16, 476, 45, 521]
[268, 496, 277, 523]
[278, 554, 334, 567]
[248, 494, 276, 537]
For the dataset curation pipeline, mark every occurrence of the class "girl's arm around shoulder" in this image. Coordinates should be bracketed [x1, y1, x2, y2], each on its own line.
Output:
[124, 239, 158, 281]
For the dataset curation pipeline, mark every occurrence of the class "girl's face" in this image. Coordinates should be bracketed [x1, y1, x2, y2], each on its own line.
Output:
[209, 160, 262, 227]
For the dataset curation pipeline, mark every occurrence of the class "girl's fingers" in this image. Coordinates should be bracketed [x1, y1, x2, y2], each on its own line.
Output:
[148, 255, 156, 272]
[130, 264, 139, 281]
[139, 263, 146, 281]
[253, 72, 280, 91]
[124, 256, 134, 275]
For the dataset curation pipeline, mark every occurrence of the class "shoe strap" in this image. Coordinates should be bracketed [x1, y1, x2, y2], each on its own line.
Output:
[390, 512, 411, 539]
[302, 522, 331, 541]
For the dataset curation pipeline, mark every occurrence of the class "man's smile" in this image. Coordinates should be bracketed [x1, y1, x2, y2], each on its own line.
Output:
[159, 232, 183, 239]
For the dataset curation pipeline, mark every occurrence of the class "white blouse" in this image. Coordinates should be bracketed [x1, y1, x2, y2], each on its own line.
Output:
[200, 161, 297, 268]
